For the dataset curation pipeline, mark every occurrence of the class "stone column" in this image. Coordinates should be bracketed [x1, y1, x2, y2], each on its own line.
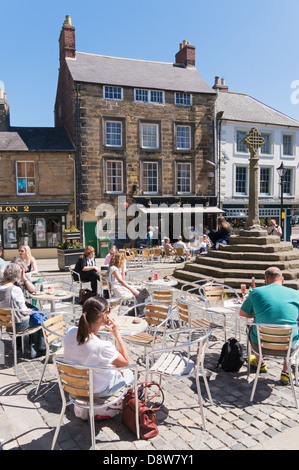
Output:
[242, 128, 265, 229]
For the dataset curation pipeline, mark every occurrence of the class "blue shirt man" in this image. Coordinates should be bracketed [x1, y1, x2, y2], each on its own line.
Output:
[240, 266, 299, 384]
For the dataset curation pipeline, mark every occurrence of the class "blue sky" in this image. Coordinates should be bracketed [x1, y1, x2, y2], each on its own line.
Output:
[2, 0, 299, 127]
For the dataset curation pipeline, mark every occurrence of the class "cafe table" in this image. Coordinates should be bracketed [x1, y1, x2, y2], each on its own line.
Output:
[98, 315, 148, 338]
[142, 277, 178, 288]
[30, 288, 75, 313]
[202, 298, 243, 342]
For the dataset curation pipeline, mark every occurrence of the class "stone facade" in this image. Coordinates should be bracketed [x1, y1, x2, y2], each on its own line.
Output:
[55, 16, 217, 237]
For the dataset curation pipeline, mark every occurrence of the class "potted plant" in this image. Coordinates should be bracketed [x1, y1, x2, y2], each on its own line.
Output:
[57, 226, 85, 271]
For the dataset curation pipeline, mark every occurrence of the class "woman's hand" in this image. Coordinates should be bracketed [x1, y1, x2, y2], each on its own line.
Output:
[131, 288, 139, 297]
[104, 315, 120, 337]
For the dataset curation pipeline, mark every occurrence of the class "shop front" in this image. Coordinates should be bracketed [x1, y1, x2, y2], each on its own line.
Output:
[0, 201, 70, 259]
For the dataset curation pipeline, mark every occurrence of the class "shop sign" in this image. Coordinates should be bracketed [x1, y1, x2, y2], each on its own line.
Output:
[0, 204, 68, 214]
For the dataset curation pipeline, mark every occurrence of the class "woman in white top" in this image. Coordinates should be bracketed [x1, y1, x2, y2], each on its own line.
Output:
[64, 296, 133, 396]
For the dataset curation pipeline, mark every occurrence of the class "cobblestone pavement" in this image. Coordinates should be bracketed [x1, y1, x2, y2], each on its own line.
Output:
[1, 261, 299, 451]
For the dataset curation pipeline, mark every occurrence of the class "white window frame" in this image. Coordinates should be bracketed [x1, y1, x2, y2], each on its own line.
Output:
[141, 123, 159, 149]
[142, 161, 159, 194]
[259, 166, 272, 196]
[176, 125, 191, 150]
[283, 167, 294, 196]
[235, 130, 249, 154]
[16, 161, 35, 196]
[105, 121, 122, 147]
[103, 86, 123, 101]
[105, 160, 123, 193]
[177, 162, 191, 194]
[134, 89, 164, 104]
[234, 165, 248, 196]
[175, 92, 192, 106]
[282, 133, 295, 157]
[260, 132, 273, 156]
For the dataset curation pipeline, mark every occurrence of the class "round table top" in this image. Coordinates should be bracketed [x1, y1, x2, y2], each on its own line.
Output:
[99, 315, 148, 337]
[30, 289, 73, 301]
[143, 278, 178, 288]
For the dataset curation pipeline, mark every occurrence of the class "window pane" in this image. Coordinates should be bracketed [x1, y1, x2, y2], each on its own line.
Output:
[26, 162, 35, 177]
[142, 124, 158, 148]
[17, 162, 26, 177]
[261, 134, 271, 154]
[283, 135, 293, 155]
[135, 89, 148, 102]
[177, 163, 191, 193]
[104, 86, 122, 100]
[260, 167, 270, 195]
[235, 167, 247, 194]
[106, 161, 123, 192]
[283, 169, 292, 195]
[236, 131, 248, 153]
[150, 91, 163, 103]
[177, 125, 191, 149]
[106, 121, 122, 146]
[143, 162, 158, 193]
[175, 93, 191, 106]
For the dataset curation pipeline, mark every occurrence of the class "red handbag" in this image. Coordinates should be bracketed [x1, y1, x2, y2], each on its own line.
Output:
[122, 382, 164, 439]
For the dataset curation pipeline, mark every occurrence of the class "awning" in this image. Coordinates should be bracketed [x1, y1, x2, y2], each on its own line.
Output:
[136, 205, 224, 215]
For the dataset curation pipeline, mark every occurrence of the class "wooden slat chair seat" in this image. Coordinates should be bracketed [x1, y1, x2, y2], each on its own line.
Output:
[122, 301, 172, 358]
[51, 356, 139, 450]
[0, 308, 42, 375]
[163, 246, 176, 263]
[248, 323, 299, 408]
[174, 247, 186, 262]
[145, 327, 213, 431]
[177, 299, 222, 331]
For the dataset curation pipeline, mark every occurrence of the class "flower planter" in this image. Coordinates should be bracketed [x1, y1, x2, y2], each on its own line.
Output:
[57, 248, 84, 271]
[63, 231, 81, 241]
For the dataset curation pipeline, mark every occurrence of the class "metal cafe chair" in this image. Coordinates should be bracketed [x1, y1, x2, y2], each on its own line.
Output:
[51, 356, 140, 450]
[247, 323, 299, 408]
[145, 326, 213, 431]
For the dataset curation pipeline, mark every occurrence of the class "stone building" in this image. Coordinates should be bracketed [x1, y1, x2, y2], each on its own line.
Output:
[0, 89, 75, 259]
[55, 16, 221, 252]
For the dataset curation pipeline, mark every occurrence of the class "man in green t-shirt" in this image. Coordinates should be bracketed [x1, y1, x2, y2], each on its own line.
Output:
[240, 267, 299, 385]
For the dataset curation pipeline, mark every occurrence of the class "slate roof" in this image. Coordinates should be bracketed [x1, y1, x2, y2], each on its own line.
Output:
[0, 127, 75, 151]
[66, 52, 215, 94]
[216, 91, 299, 128]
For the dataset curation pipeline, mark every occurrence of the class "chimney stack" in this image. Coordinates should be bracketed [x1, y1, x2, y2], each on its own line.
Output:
[59, 15, 76, 62]
[175, 40, 195, 67]
[0, 89, 10, 131]
[212, 76, 229, 92]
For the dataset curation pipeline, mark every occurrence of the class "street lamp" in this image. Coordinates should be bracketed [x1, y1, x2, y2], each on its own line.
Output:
[276, 162, 287, 240]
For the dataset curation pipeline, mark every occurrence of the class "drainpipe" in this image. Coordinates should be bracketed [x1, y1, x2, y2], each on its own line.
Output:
[75, 82, 82, 230]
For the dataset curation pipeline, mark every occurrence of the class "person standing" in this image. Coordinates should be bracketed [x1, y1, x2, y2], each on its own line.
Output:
[239, 266, 299, 384]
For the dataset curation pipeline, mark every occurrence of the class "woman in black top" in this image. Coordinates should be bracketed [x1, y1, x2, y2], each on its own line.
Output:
[74, 246, 101, 294]
[209, 216, 232, 248]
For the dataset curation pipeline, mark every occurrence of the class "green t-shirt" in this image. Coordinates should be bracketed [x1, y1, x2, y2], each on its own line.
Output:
[241, 283, 299, 346]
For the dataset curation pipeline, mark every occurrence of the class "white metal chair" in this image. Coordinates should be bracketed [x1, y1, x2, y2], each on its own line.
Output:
[180, 278, 214, 302]
[69, 264, 91, 291]
[247, 323, 299, 408]
[121, 301, 173, 359]
[0, 307, 43, 375]
[199, 282, 242, 341]
[35, 312, 78, 394]
[145, 327, 213, 430]
[51, 356, 140, 450]
[126, 268, 154, 283]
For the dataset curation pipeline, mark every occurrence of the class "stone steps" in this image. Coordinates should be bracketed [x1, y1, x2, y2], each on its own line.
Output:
[173, 229, 299, 292]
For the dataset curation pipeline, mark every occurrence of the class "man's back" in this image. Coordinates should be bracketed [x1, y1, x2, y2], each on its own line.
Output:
[242, 284, 299, 344]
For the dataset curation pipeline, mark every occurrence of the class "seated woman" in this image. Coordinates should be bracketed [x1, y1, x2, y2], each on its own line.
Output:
[18, 245, 38, 275]
[74, 246, 101, 294]
[163, 238, 175, 254]
[0, 264, 45, 358]
[63, 296, 133, 397]
[208, 216, 232, 249]
[106, 252, 149, 312]
[11, 257, 36, 307]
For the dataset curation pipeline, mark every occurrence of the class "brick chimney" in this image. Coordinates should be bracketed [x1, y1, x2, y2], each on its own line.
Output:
[175, 40, 195, 67]
[0, 89, 10, 131]
[212, 76, 229, 92]
[59, 15, 76, 62]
